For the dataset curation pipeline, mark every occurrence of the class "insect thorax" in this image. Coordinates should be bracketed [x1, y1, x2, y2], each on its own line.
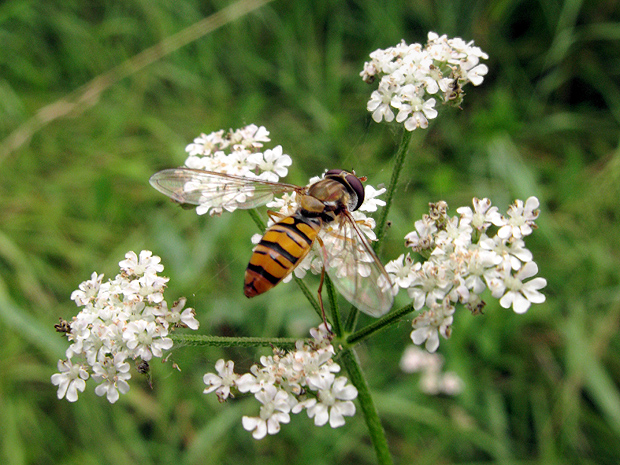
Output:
[306, 178, 357, 213]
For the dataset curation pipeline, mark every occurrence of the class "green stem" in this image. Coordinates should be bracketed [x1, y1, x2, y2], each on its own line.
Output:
[340, 349, 393, 465]
[324, 273, 342, 337]
[373, 129, 413, 250]
[343, 304, 360, 333]
[247, 208, 266, 230]
[293, 276, 323, 319]
[347, 303, 415, 347]
[345, 129, 413, 334]
[169, 333, 298, 349]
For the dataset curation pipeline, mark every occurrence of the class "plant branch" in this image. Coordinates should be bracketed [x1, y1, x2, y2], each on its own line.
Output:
[169, 333, 298, 349]
[346, 303, 415, 347]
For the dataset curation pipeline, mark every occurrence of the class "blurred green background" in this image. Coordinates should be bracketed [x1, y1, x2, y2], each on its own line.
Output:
[1, 0, 619, 464]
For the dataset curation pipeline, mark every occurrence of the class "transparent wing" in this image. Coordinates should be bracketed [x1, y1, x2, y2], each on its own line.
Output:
[320, 210, 394, 317]
[149, 168, 302, 212]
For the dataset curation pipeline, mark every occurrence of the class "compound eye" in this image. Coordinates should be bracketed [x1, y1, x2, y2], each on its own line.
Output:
[325, 169, 365, 211]
[344, 174, 365, 210]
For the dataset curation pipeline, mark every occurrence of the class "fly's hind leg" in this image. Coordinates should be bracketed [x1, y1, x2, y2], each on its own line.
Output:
[314, 235, 332, 332]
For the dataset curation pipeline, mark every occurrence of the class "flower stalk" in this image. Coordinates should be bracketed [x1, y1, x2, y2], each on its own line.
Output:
[340, 348, 394, 465]
[374, 129, 413, 250]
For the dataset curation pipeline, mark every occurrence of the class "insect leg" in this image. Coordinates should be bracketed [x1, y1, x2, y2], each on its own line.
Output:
[315, 235, 330, 330]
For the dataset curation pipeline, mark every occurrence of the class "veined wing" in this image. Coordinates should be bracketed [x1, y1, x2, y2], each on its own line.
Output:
[149, 168, 303, 212]
[319, 210, 394, 317]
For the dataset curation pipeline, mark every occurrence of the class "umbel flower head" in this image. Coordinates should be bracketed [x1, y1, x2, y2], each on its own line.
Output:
[203, 323, 358, 439]
[51, 250, 199, 403]
[385, 197, 546, 352]
[184, 124, 292, 216]
[361, 32, 489, 130]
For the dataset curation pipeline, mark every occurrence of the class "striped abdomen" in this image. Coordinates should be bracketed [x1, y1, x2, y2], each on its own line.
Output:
[244, 212, 321, 298]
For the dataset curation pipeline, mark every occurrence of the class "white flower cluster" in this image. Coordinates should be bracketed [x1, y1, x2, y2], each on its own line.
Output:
[51, 251, 199, 403]
[252, 179, 387, 282]
[203, 324, 358, 440]
[361, 32, 489, 131]
[184, 124, 292, 182]
[400, 345, 463, 396]
[385, 197, 546, 352]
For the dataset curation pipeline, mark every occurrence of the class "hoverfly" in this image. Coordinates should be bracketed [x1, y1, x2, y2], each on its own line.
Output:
[149, 168, 394, 318]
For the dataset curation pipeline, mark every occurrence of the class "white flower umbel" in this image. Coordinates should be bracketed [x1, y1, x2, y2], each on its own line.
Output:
[52, 250, 199, 403]
[182, 124, 292, 216]
[203, 324, 359, 439]
[361, 33, 488, 131]
[385, 197, 546, 352]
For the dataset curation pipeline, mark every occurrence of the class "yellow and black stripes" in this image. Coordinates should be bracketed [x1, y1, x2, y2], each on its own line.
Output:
[244, 213, 321, 298]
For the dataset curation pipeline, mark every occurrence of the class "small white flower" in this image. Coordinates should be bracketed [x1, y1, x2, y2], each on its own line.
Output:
[407, 261, 450, 310]
[242, 385, 292, 439]
[119, 250, 164, 277]
[463, 62, 489, 86]
[204, 359, 239, 401]
[405, 217, 437, 251]
[235, 363, 277, 394]
[359, 185, 387, 212]
[266, 191, 300, 218]
[123, 320, 173, 361]
[91, 353, 131, 404]
[158, 297, 199, 330]
[488, 261, 547, 314]
[300, 355, 341, 392]
[395, 93, 438, 131]
[456, 198, 502, 232]
[222, 148, 256, 177]
[247, 145, 292, 182]
[385, 253, 416, 289]
[295, 377, 357, 428]
[230, 124, 271, 150]
[367, 80, 398, 123]
[479, 234, 533, 270]
[410, 298, 455, 352]
[463, 248, 502, 294]
[400, 345, 464, 396]
[185, 130, 227, 156]
[70, 272, 103, 306]
[419, 367, 464, 396]
[433, 215, 473, 250]
[51, 359, 89, 402]
[496, 197, 540, 240]
[309, 322, 333, 345]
